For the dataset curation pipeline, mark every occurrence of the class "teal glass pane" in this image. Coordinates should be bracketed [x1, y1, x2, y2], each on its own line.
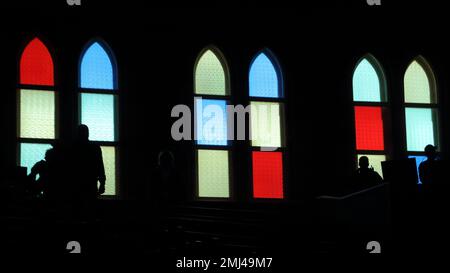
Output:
[195, 98, 227, 146]
[195, 50, 226, 96]
[81, 93, 115, 141]
[409, 155, 427, 184]
[80, 42, 115, 90]
[249, 52, 280, 98]
[405, 108, 436, 152]
[404, 60, 433, 104]
[20, 143, 52, 175]
[353, 58, 382, 102]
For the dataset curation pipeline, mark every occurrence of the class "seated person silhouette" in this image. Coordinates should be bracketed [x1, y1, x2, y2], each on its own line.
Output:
[29, 147, 57, 199]
[354, 156, 383, 191]
[70, 124, 106, 201]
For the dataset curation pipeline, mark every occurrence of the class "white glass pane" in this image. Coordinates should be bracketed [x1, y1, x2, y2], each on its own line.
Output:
[20, 89, 55, 139]
[197, 149, 230, 198]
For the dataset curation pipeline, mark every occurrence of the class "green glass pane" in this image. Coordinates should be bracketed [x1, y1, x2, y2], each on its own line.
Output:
[404, 60, 433, 103]
[197, 149, 229, 198]
[405, 108, 436, 152]
[353, 58, 382, 102]
[357, 154, 386, 178]
[20, 143, 52, 175]
[195, 50, 226, 96]
[81, 93, 115, 142]
[20, 89, 55, 139]
[101, 146, 116, 196]
[250, 102, 282, 148]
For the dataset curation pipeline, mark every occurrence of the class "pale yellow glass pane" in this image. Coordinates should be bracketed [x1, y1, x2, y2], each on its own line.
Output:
[195, 50, 226, 95]
[357, 154, 386, 178]
[404, 60, 433, 103]
[250, 102, 282, 147]
[101, 146, 116, 196]
[20, 89, 55, 139]
[197, 149, 229, 198]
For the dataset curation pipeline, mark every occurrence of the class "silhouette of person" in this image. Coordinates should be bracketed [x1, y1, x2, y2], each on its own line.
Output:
[70, 124, 106, 201]
[419, 144, 439, 187]
[353, 156, 383, 190]
[68, 125, 106, 222]
[29, 147, 55, 199]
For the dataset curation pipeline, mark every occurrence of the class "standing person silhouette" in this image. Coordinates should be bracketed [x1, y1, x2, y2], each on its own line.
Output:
[419, 144, 440, 200]
[70, 124, 106, 220]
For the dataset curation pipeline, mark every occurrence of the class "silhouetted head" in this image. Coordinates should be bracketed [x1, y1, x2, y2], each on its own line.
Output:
[45, 148, 55, 163]
[158, 150, 175, 169]
[359, 156, 369, 170]
[76, 124, 89, 142]
[424, 144, 437, 160]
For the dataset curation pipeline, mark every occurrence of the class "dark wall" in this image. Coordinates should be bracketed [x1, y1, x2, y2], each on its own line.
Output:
[1, 1, 449, 202]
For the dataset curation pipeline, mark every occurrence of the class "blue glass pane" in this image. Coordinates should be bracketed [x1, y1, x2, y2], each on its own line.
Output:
[405, 108, 436, 152]
[195, 98, 227, 146]
[80, 42, 114, 90]
[249, 52, 280, 98]
[81, 93, 115, 141]
[353, 58, 382, 102]
[20, 143, 52, 175]
[409, 155, 427, 184]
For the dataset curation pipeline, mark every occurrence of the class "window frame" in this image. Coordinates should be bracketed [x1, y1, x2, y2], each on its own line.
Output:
[192, 45, 234, 201]
[17, 36, 58, 171]
[248, 48, 287, 201]
[352, 54, 390, 176]
[78, 38, 120, 198]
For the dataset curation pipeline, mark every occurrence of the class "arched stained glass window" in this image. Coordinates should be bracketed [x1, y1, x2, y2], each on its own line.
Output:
[194, 47, 231, 198]
[404, 60, 435, 104]
[352, 55, 388, 177]
[79, 40, 118, 196]
[249, 50, 285, 199]
[404, 57, 439, 183]
[249, 52, 280, 98]
[80, 42, 115, 90]
[18, 38, 56, 175]
[20, 38, 54, 86]
[195, 49, 227, 96]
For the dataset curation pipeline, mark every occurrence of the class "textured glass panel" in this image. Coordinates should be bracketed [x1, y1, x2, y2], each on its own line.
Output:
[354, 106, 384, 151]
[249, 52, 279, 98]
[197, 150, 229, 198]
[353, 58, 382, 102]
[195, 50, 226, 95]
[101, 146, 116, 195]
[250, 102, 282, 147]
[20, 89, 55, 139]
[20, 143, 52, 175]
[252, 151, 284, 199]
[195, 98, 227, 146]
[409, 155, 427, 184]
[80, 42, 114, 90]
[404, 60, 432, 103]
[357, 154, 386, 178]
[405, 108, 435, 152]
[81, 93, 115, 142]
[20, 38, 54, 86]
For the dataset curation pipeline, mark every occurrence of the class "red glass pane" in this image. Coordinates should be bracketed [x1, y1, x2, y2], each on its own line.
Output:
[355, 106, 384, 150]
[252, 151, 284, 199]
[20, 38, 54, 86]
